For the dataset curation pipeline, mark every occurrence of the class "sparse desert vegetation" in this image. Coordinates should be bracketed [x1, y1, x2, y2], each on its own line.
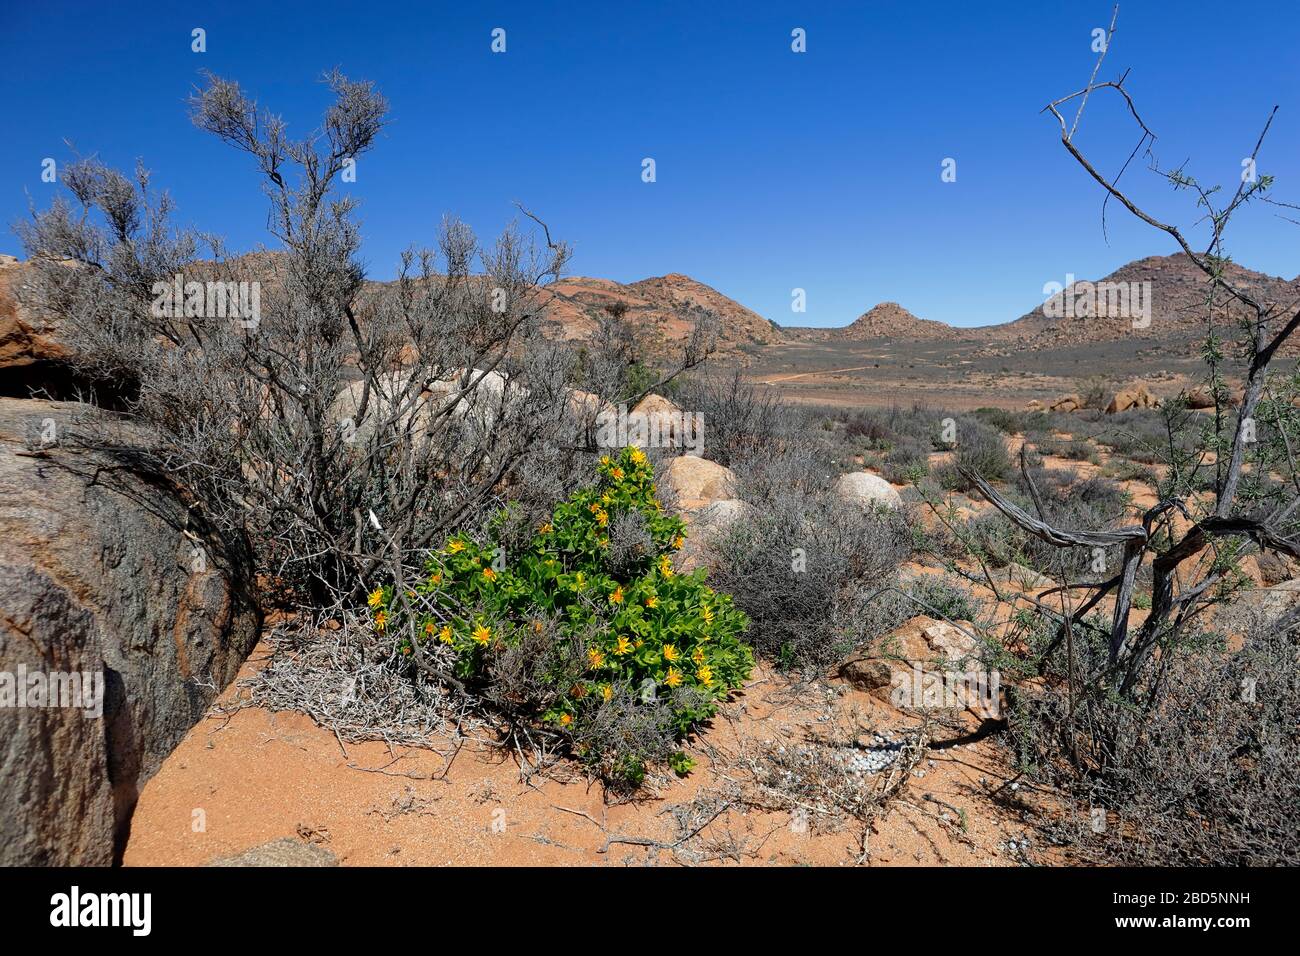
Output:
[2, 5, 1298, 888]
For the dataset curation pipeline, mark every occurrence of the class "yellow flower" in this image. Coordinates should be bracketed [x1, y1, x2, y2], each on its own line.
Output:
[373, 610, 387, 631]
[611, 466, 624, 480]
[588, 647, 606, 668]
[423, 621, 436, 637]
[367, 588, 384, 608]
[692, 647, 705, 665]
[588, 502, 601, 514]
[696, 665, 714, 686]
[659, 555, 674, 577]
[447, 539, 465, 554]
[482, 566, 497, 582]
[472, 623, 491, 646]
[614, 636, 633, 656]
[540, 522, 552, 534]
[664, 667, 683, 688]
[701, 605, 715, 624]
[598, 537, 609, 548]
[663, 644, 680, 662]
[574, 571, 585, 589]
[600, 455, 612, 467]
[601, 684, 613, 701]
[673, 535, 685, 550]
[601, 491, 613, 505]
[438, 625, 453, 644]
[428, 571, 442, 586]
[559, 713, 573, 727]
[629, 447, 647, 465]
[595, 509, 608, 527]
[610, 586, 624, 604]
[645, 594, 659, 609]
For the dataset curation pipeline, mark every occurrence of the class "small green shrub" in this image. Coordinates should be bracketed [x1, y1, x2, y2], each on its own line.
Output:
[369, 446, 753, 784]
[882, 435, 931, 484]
[935, 417, 1011, 491]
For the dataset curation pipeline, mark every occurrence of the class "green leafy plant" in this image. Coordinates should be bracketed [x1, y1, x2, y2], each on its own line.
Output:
[369, 445, 753, 782]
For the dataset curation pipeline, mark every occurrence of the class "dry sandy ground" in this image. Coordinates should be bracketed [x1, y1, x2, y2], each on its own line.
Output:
[124, 645, 1037, 867]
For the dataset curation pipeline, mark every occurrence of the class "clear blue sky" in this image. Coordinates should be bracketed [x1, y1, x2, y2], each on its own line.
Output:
[2, 1, 1297, 328]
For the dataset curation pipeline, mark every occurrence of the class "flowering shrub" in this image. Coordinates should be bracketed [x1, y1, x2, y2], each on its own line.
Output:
[370, 445, 752, 781]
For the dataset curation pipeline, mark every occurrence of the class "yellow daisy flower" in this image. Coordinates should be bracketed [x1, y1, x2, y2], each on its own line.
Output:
[659, 555, 674, 577]
[645, 594, 659, 609]
[540, 522, 552, 534]
[664, 667, 683, 688]
[559, 713, 573, 727]
[692, 647, 706, 665]
[610, 586, 624, 604]
[602, 684, 613, 701]
[428, 571, 442, 586]
[481, 566, 497, 582]
[696, 665, 714, 686]
[373, 610, 387, 631]
[663, 644, 680, 662]
[701, 605, 715, 624]
[447, 539, 465, 554]
[673, 535, 685, 550]
[629, 447, 647, 465]
[471, 623, 491, 646]
[367, 588, 384, 608]
[614, 636, 633, 656]
[611, 466, 624, 480]
[438, 625, 453, 644]
[588, 647, 606, 668]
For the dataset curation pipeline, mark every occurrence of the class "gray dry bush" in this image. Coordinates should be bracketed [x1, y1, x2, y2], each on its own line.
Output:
[15, 70, 709, 612]
[1011, 614, 1300, 865]
[706, 444, 916, 668]
[933, 416, 1012, 491]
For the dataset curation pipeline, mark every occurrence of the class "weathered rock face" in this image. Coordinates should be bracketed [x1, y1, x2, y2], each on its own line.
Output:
[660, 454, 736, 511]
[839, 616, 996, 716]
[1049, 394, 1082, 413]
[0, 256, 69, 373]
[0, 398, 260, 865]
[1213, 578, 1300, 636]
[833, 471, 903, 511]
[1106, 383, 1159, 414]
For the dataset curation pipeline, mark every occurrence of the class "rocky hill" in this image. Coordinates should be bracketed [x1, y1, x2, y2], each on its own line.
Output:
[539, 272, 783, 352]
[980, 254, 1300, 352]
[833, 301, 962, 342]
